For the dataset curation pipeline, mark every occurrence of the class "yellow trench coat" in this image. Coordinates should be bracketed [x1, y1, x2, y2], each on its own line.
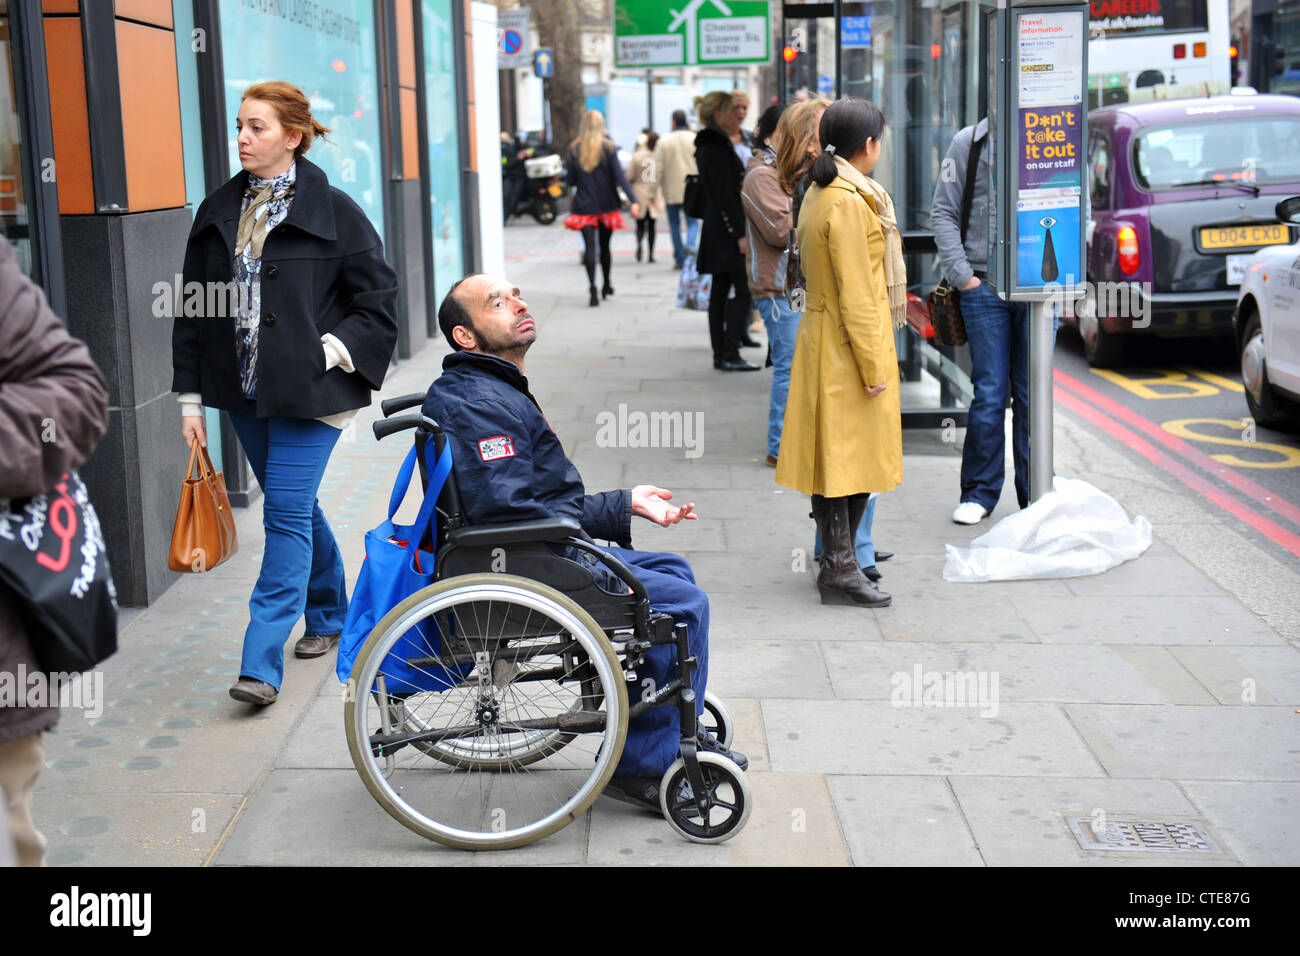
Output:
[775, 173, 902, 498]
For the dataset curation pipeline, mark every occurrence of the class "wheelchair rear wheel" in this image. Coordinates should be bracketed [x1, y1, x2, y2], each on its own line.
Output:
[345, 573, 629, 850]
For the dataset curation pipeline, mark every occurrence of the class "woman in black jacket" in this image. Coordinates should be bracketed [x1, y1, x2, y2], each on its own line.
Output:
[565, 110, 639, 307]
[695, 91, 759, 371]
[172, 81, 398, 706]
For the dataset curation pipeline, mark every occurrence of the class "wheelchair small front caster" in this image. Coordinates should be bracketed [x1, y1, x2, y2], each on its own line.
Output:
[658, 751, 752, 844]
[700, 691, 734, 748]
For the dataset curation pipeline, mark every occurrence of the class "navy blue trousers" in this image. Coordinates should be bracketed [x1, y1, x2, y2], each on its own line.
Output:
[601, 548, 710, 777]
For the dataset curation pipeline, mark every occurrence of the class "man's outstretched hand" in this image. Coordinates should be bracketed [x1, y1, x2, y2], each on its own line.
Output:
[631, 485, 698, 526]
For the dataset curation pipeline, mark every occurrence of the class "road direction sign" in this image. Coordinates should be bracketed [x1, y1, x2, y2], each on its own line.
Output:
[613, 0, 770, 68]
[534, 48, 554, 78]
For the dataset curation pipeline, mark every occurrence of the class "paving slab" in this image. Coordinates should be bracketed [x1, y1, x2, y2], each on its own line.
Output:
[827, 775, 984, 866]
[1168, 646, 1300, 706]
[1065, 704, 1300, 779]
[763, 700, 1105, 776]
[823, 642, 1175, 704]
[36, 792, 242, 867]
[1179, 781, 1300, 865]
[948, 776, 1239, 866]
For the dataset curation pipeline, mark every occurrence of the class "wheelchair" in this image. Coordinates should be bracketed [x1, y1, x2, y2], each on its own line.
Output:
[342, 393, 752, 850]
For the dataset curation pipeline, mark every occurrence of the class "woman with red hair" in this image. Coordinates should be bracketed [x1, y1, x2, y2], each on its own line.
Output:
[172, 81, 398, 705]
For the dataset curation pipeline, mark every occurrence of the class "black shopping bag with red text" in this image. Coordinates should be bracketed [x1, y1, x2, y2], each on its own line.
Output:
[0, 469, 118, 673]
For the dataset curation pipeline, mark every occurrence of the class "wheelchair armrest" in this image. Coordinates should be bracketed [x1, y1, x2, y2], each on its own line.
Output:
[445, 517, 584, 549]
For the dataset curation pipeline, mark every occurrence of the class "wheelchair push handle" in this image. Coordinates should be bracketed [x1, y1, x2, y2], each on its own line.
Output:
[373, 414, 422, 441]
[381, 392, 426, 417]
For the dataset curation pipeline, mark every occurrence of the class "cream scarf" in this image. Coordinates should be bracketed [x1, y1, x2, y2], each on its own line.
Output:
[834, 154, 908, 328]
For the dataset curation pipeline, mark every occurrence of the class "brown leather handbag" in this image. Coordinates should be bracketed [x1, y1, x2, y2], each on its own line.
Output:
[929, 131, 986, 348]
[928, 279, 966, 347]
[168, 443, 238, 573]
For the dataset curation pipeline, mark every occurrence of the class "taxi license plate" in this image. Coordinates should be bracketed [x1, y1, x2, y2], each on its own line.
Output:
[547, 183, 563, 197]
[1200, 223, 1288, 250]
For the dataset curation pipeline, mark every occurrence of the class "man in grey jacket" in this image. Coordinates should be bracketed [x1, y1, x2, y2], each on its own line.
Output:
[931, 118, 1032, 525]
[0, 238, 109, 865]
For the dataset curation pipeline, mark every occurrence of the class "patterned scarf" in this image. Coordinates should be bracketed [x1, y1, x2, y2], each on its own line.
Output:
[834, 155, 908, 329]
[233, 162, 296, 398]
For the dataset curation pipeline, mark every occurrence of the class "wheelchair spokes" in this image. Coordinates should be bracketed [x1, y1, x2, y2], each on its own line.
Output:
[345, 575, 628, 850]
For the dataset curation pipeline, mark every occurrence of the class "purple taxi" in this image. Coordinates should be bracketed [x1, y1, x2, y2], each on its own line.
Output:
[1077, 93, 1300, 367]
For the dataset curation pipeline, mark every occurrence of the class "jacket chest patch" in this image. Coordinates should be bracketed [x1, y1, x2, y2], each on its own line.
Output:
[478, 435, 516, 461]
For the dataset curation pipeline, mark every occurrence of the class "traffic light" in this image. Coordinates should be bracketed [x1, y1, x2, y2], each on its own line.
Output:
[1230, 37, 1240, 86]
[783, 44, 799, 63]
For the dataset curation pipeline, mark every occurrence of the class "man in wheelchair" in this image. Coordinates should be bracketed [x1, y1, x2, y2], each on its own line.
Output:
[422, 273, 747, 809]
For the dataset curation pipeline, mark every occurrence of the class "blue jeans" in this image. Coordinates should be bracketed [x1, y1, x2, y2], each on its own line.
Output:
[602, 548, 708, 777]
[813, 494, 877, 567]
[959, 281, 1043, 511]
[227, 412, 348, 690]
[755, 295, 801, 459]
[665, 203, 701, 266]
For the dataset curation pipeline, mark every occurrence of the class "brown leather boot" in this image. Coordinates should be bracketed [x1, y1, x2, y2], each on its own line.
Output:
[814, 496, 891, 607]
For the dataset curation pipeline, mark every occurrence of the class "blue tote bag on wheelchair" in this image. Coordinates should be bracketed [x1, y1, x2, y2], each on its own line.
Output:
[337, 440, 464, 693]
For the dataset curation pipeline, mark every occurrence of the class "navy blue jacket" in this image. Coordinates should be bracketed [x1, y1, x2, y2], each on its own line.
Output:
[566, 140, 636, 216]
[422, 351, 632, 547]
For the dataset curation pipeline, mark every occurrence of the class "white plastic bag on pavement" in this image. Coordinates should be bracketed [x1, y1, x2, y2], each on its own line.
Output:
[943, 476, 1152, 582]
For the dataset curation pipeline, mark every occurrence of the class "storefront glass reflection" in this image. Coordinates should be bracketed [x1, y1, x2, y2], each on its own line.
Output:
[0, 5, 32, 276]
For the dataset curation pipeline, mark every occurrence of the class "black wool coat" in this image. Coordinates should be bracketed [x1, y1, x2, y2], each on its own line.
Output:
[694, 124, 746, 276]
[171, 156, 398, 419]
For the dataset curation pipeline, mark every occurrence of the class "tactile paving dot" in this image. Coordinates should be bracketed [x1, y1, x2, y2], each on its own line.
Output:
[47, 847, 90, 865]
[204, 666, 238, 677]
[47, 757, 91, 772]
[144, 664, 183, 675]
[88, 715, 133, 728]
[175, 698, 216, 710]
[65, 817, 111, 837]
[121, 757, 164, 771]
[109, 698, 152, 710]
[74, 737, 111, 749]
[176, 634, 211, 645]
[190, 682, 227, 694]
[158, 716, 201, 729]
[220, 651, 243, 661]
[126, 680, 168, 692]
[163, 649, 198, 660]
[140, 736, 182, 749]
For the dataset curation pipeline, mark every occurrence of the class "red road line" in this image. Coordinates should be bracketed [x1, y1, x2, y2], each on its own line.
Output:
[1054, 367, 1300, 529]
[1053, 384, 1300, 559]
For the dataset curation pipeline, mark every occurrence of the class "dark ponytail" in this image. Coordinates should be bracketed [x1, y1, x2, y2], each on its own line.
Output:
[809, 98, 887, 187]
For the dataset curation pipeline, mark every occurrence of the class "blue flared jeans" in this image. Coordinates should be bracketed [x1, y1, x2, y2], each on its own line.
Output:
[227, 412, 348, 690]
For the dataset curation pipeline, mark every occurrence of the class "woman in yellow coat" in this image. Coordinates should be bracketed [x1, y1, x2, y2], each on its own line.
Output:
[776, 99, 904, 608]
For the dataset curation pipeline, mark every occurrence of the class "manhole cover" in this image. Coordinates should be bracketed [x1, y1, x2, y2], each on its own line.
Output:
[1066, 817, 1221, 854]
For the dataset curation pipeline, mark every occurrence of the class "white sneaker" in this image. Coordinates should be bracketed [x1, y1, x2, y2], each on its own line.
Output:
[952, 501, 990, 525]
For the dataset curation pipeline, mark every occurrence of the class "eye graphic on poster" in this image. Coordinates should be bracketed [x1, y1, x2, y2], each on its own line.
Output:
[1039, 215, 1059, 283]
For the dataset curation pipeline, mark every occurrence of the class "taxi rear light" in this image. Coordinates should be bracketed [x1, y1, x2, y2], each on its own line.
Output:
[1194, 42, 1206, 57]
[1118, 225, 1140, 275]
[1173, 44, 1187, 59]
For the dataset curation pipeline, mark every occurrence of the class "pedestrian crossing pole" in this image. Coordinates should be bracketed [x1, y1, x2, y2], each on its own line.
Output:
[992, 0, 1090, 502]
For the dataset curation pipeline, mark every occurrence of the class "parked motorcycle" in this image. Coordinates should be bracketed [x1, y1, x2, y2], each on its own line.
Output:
[507, 152, 564, 225]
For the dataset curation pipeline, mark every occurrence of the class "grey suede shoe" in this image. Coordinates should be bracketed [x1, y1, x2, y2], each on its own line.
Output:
[229, 677, 278, 705]
[294, 632, 340, 659]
